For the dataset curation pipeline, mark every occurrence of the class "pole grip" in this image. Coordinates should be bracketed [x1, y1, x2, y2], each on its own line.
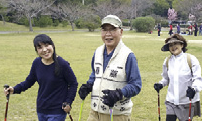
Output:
[4, 85, 10, 100]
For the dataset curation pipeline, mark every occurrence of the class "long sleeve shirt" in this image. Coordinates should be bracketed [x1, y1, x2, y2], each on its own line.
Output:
[159, 52, 202, 105]
[14, 56, 78, 114]
[170, 25, 173, 30]
[87, 47, 142, 98]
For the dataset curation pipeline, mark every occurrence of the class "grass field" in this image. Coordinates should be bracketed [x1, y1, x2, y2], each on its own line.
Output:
[0, 21, 202, 121]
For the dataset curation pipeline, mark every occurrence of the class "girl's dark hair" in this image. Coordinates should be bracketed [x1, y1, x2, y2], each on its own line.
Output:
[33, 34, 60, 76]
[165, 34, 188, 52]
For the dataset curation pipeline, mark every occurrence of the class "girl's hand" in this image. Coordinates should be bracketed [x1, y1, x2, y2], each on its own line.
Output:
[4, 86, 14, 96]
[62, 102, 71, 113]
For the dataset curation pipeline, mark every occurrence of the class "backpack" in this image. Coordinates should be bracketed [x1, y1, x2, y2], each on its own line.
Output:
[166, 53, 192, 74]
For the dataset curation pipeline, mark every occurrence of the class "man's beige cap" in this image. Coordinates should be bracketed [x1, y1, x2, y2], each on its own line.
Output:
[101, 15, 122, 28]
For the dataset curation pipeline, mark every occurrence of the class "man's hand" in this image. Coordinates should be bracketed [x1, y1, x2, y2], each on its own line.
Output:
[102, 88, 123, 108]
[78, 83, 93, 100]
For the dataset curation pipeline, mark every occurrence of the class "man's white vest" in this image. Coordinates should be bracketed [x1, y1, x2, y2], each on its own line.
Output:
[91, 40, 133, 115]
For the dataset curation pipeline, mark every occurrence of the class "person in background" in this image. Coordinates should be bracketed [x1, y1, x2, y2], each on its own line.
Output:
[177, 23, 180, 34]
[188, 24, 193, 35]
[169, 23, 173, 36]
[158, 23, 161, 36]
[4, 34, 78, 121]
[199, 23, 202, 35]
[154, 34, 202, 121]
[194, 23, 198, 36]
[78, 15, 142, 121]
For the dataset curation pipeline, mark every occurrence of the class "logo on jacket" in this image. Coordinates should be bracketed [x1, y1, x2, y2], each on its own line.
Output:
[110, 70, 118, 78]
[101, 105, 107, 111]
[95, 67, 100, 74]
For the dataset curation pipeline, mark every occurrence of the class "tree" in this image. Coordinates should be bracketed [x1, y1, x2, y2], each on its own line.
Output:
[93, 1, 126, 19]
[168, 8, 177, 23]
[153, 0, 170, 17]
[7, 0, 56, 31]
[0, 0, 9, 25]
[176, 0, 202, 22]
[51, 1, 85, 31]
[123, 0, 155, 30]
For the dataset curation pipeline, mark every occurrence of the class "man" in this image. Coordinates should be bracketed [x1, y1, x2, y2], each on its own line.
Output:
[78, 15, 142, 121]
[194, 23, 198, 36]
[158, 23, 161, 36]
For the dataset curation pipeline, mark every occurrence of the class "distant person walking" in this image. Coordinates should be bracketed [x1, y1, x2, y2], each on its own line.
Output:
[158, 23, 161, 36]
[199, 23, 202, 35]
[169, 23, 173, 36]
[188, 24, 193, 35]
[176, 24, 180, 34]
[194, 23, 198, 36]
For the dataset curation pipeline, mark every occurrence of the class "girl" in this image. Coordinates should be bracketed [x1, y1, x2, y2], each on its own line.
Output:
[4, 34, 78, 121]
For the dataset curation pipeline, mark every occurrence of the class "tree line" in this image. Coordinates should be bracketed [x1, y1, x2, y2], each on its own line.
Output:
[0, 0, 202, 31]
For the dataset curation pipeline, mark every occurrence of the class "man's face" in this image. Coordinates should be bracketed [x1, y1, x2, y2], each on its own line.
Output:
[101, 24, 123, 50]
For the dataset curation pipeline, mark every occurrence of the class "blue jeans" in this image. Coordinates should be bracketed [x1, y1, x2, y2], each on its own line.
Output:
[37, 113, 67, 121]
[199, 30, 202, 35]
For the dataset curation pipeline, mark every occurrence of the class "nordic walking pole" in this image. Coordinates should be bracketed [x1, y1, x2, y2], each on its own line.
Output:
[78, 100, 84, 121]
[62, 103, 73, 121]
[4, 84, 10, 121]
[68, 112, 73, 121]
[158, 92, 161, 121]
[188, 98, 192, 121]
[109, 108, 113, 121]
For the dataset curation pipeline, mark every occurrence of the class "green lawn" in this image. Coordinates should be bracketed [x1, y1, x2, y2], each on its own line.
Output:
[0, 22, 202, 121]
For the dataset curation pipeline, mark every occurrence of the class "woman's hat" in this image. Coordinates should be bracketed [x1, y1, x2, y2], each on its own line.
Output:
[161, 38, 184, 51]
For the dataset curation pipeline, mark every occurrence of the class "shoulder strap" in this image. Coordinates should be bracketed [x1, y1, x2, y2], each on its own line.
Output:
[166, 56, 171, 70]
[187, 53, 192, 72]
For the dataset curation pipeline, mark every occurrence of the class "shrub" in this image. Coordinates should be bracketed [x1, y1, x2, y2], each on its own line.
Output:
[52, 19, 60, 27]
[161, 20, 169, 27]
[37, 16, 53, 27]
[132, 17, 155, 32]
[76, 15, 101, 32]
[61, 21, 69, 27]
[122, 19, 130, 27]
[75, 18, 85, 29]
[18, 17, 29, 26]
[18, 17, 34, 27]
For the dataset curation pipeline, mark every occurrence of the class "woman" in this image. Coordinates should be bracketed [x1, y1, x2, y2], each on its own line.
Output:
[169, 23, 173, 36]
[154, 34, 202, 121]
[4, 34, 78, 121]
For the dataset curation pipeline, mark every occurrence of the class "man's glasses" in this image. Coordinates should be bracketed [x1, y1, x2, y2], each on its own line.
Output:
[101, 27, 119, 34]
